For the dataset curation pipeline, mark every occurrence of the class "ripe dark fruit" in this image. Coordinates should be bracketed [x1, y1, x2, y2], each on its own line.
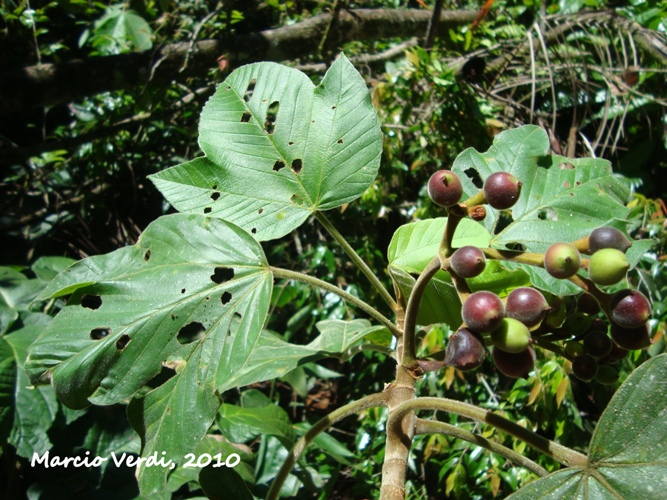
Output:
[462, 291, 505, 333]
[428, 170, 463, 207]
[595, 364, 619, 385]
[491, 318, 531, 353]
[544, 243, 582, 279]
[483, 172, 522, 210]
[601, 342, 629, 364]
[588, 248, 629, 286]
[589, 227, 632, 254]
[610, 290, 651, 329]
[610, 322, 651, 351]
[571, 354, 598, 382]
[444, 328, 487, 371]
[450, 246, 486, 278]
[505, 287, 550, 328]
[577, 294, 601, 315]
[583, 330, 613, 358]
[492, 346, 535, 379]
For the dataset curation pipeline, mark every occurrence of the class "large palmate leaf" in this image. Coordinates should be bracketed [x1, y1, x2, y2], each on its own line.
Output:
[149, 54, 382, 241]
[24, 214, 272, 493]
[506, 353, 667, 499]
[387, 218, 529, 326]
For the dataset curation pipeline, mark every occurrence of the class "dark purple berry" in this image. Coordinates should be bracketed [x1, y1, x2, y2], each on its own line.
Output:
[462, 291, 505, 333]
[444, 328, 487, 371]
[483, 172, 522, 210]
[610, 290, 651, 329]
[428, 170, 463, 207]
[589, 227, 632, 254]
[450, 246, 486, 278]
[505, 287, 550, 328]
[492, 346, 535, 379]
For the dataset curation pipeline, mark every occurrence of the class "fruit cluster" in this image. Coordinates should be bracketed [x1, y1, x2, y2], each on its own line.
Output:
[427, 169, 651, 383]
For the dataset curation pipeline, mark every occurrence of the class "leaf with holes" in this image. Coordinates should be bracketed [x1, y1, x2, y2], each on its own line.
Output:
[24, 214, 272, 493]
[451, 125, 640, 293]
[506, 353, 667, 499]
[148, 54, 382, 241]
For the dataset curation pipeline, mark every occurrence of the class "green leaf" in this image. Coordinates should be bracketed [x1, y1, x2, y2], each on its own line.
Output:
[31, 256, 77, 282]
[2, 325, 59, 458]
[222, 319, 384, 389]
[387, 218, 529, 326]
[199, 466, 254, 500]
[506, 353, 667, 499]
[217, 390, 295, 447]
[92, 7, 152, 52]
[149, 55, 382, 241]
[26, 213, 273, 407]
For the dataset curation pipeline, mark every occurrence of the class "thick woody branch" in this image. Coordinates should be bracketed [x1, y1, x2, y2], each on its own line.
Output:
[0, 8, 477, 116]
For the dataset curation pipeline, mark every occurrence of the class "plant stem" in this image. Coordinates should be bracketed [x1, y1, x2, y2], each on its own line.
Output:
[482, 247, 545, 267]
[392, 397, 588, 468]
[270, 266, 400, 337]
[315, 211, 398, 312]
[266, 392, 389, 500]
[401, 256, 441, 367]
[414, 418, 548, 477]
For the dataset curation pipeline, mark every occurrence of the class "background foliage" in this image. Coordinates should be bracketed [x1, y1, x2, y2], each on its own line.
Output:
[1, 0, 666, 498]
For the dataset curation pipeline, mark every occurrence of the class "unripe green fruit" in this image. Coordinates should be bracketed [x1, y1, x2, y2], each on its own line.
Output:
[564, 340, 585, 357]
[428, 170, 463, 207]
[483, 172, 522, 210]
[562, 312, 592, 337]
[492, 346, 535, 379]
[572, 354, 598, 382]
[491, 318, 532, 353]
[544, 243, 582, 279]
[462, 291, 505, 333]
[450, 246, 486, 278]
[595, 364, 619, 385]
[505, 287, 550, 328]
[444, 328, 487, 371]
[589, 227, 632, 254]
[588, 248, 629, 286]
[610, 290, 651, 329]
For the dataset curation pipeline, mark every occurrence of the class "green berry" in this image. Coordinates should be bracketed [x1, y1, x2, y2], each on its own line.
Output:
[588, 248, 629, 286]
[491, 318, 531, 353]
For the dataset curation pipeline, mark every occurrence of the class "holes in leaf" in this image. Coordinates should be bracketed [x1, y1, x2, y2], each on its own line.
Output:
[178, 322, 205, 344]
[171, 314, 177, 320]
[81, 294, 102, 310]
[144, 250, 151, 262]
[538, 208, 557, 221]
[181, 288, 186, 294]
[273, 160, 286, 172]
[288, 141, 294, 146]
[251, 228, 257, 234]
[331, 105, 336, 110]
[90, 327, 111, 340]
[241, 112, 251, 123]
[204, 207, 212, 214]
[464, 168, 483, 189]
[211, 192, 221, 201]
[234, 312, 242, 320]
[291, 159, 302, 174]
[243, 78, 256, 102]
[337, 139, 343, 144]
[493, 212, 514, 235]
[264, 101, 279, 134]
[505, 242, 526, 252]
[211, 267, 234, 284]
[258, 208, 264, 214]
[212, 184, 218, 190]
[221, 291, 232, 305]
[116, 334, 131, 350]
[291, 194, 304, 206]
